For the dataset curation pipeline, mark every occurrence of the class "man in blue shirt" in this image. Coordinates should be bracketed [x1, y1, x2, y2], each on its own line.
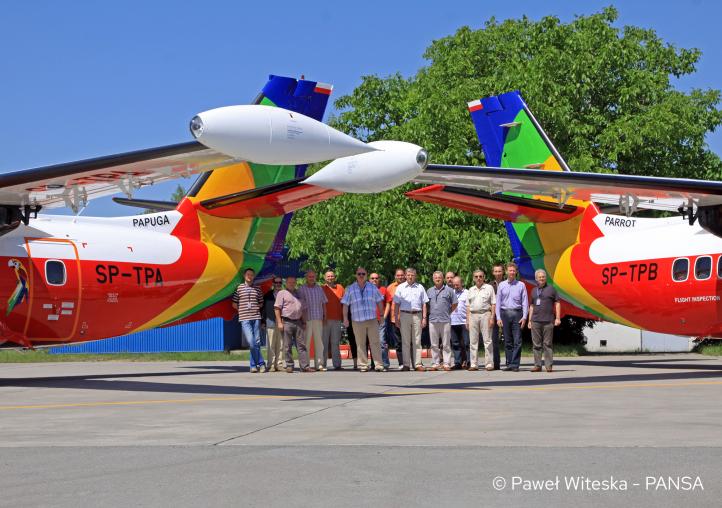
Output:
[495, 262, 529, 372]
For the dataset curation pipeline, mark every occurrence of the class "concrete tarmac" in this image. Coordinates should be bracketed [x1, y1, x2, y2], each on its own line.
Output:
[1, 354, 721, 507]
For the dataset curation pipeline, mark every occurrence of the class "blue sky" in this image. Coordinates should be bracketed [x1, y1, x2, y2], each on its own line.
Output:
[2, 0, 721, 216]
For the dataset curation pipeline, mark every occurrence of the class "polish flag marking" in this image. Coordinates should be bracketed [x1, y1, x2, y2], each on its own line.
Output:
[314, 82, 333, 95]
[467, 99, 483, 112]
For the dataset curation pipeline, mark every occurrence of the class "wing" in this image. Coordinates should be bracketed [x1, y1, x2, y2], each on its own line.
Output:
[0, 141, 239, 212]
[413, 164, 722, 213]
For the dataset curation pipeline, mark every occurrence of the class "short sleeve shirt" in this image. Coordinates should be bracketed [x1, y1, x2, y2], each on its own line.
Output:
[427, 285, 457, 323]
[467, 284, 496, 313]
[450, 289, 468, 326]
[232, 283, 263, 321]
[530, 284, 559, 323]
[274, 289, 304, 320]
[393, 282, 429, 311]
[297, 284, 327, 321]
[323, 284, 345, 321]
[341, 282, 383, 322]
[263, 290, 278, 327]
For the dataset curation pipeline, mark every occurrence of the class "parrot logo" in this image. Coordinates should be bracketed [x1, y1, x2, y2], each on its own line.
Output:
[7, 258, 29, 315]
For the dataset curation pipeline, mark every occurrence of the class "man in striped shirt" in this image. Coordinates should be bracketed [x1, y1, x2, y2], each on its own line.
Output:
[232, 268, 266, 373]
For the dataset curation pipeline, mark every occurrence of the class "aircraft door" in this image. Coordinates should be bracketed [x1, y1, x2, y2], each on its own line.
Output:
[24, 239, 81, 342]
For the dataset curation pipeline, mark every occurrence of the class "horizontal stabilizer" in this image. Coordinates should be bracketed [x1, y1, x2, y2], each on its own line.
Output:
[112, 197, 178, 211]
[196, 178, 341, 218]
[406, 184, 581, 223]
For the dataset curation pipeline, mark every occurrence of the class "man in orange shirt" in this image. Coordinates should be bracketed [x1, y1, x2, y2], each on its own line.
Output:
[386, 268, 406, 369]
[322, 269, 345, 370]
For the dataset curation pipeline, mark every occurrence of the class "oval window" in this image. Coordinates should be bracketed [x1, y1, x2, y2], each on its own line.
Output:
[672, 258, 689, 282]
[46, 260, 66, 286]
[695, 256, 712, 280]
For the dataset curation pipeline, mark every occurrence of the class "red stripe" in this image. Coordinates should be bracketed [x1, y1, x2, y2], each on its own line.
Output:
[314, 86, 332, 95]
[468, 103, 483, 112]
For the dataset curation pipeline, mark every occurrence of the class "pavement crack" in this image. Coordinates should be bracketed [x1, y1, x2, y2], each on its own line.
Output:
[212, 372, 445, 446]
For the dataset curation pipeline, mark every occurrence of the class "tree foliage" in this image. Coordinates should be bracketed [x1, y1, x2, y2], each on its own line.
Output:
[288, 6, 722, 286]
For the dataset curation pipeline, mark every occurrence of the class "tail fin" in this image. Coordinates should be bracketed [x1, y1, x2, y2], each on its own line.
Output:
[468, 91, 585, 281]
[468, 91, 569, 171]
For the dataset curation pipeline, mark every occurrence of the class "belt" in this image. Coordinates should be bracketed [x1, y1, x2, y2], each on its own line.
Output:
[501, 308, 522, 312]
[470, 310, 490, 314]
[400, 310, 421, 314]
[282, 317, 302, 322]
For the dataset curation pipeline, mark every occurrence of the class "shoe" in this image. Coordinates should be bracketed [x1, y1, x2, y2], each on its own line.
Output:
[485, 365, 494, 371]
[250, 367, 258, 373]
[334, 367, 343, 371]
[502, 366, 513, 371]
[429, 364, 439, 371]
[461, 361, 468, 369]
[302, 367, 313, 372]
[318, 366, 327, 372]
[512, 367, 519, 372]
[467, 365, 478, 371]
[531, 366, 542, 372]
[360, 367, 368, 372]
[285, 367, 294, 373]
[259, 365, 267, 373]
[400, 366, 410, 371]
[493, 366, 500, 370]
[546, 366, 553, 372]
[375, 367, 385, 372]
[415, 366, 426, 372]
[442, 365, 451, 372]
[268, 365, 277, 373]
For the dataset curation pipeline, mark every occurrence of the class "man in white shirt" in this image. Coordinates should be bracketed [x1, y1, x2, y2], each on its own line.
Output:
[393, 267, 429, 371]
[466, 269, 496, 371]
[450, 276, 469, 369]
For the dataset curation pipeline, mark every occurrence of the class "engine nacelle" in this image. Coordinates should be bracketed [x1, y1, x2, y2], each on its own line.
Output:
[190, 105, 377, 165]
[304, 141, 428, 194]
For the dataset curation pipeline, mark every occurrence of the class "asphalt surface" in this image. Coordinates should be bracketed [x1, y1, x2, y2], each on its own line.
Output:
[1, 354, 721, 507]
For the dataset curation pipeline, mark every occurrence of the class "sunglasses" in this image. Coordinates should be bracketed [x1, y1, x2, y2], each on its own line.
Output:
[356, 272, 367, 276]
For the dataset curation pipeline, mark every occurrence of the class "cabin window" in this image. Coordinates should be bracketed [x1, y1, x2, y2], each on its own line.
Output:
[672, 258, 689, 282]
[45, 260, 66, 286]
[718, 256, 722, 279]
[695, 256, 712, 280]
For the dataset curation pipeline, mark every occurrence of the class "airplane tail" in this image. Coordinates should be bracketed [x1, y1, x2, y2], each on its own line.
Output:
[468, 91, 597, 281]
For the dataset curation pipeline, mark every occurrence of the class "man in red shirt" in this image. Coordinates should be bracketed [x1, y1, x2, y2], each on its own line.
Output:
[322, 270, 345, 370]
[370, 273, 391, 370]
[385, 268, 406, 369]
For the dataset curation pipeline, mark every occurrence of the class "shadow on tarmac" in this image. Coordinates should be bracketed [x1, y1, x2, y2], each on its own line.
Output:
[1, 357, 720, 400]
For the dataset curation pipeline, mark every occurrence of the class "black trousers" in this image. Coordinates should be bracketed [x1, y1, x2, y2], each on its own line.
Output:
[450, 324, 469, 367]
[492, 321, 503, 368]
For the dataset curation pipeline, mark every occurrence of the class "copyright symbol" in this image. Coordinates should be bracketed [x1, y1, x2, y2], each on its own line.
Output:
[493, 476, 506, 490]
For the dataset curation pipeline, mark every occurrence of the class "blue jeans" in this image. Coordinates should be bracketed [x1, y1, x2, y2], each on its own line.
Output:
[379, 320, 390, 368]
[241, 319, 265, 369]
[500, 309, 523, 369]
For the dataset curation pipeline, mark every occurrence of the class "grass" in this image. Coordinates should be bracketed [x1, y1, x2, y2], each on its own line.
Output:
[520, 343, 586, 357]
[696, 342, 722, 356]
[0, 350, 249, 363]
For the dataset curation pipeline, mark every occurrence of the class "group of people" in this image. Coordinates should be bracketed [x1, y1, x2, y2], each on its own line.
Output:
[232, 262, 561, 374]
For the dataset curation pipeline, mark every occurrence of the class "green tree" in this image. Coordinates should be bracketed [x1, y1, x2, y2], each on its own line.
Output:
[170, 184, 187, 203]
[288, 6, 722, 288]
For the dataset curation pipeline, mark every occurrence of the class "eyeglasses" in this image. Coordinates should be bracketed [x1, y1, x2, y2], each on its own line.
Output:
[356, 272, 366, 276]
[273, 281, 282, 284]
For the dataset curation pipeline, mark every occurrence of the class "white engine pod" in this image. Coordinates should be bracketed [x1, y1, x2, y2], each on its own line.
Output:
[304, 140, 429, 193]
[190, 105, 377, 165]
